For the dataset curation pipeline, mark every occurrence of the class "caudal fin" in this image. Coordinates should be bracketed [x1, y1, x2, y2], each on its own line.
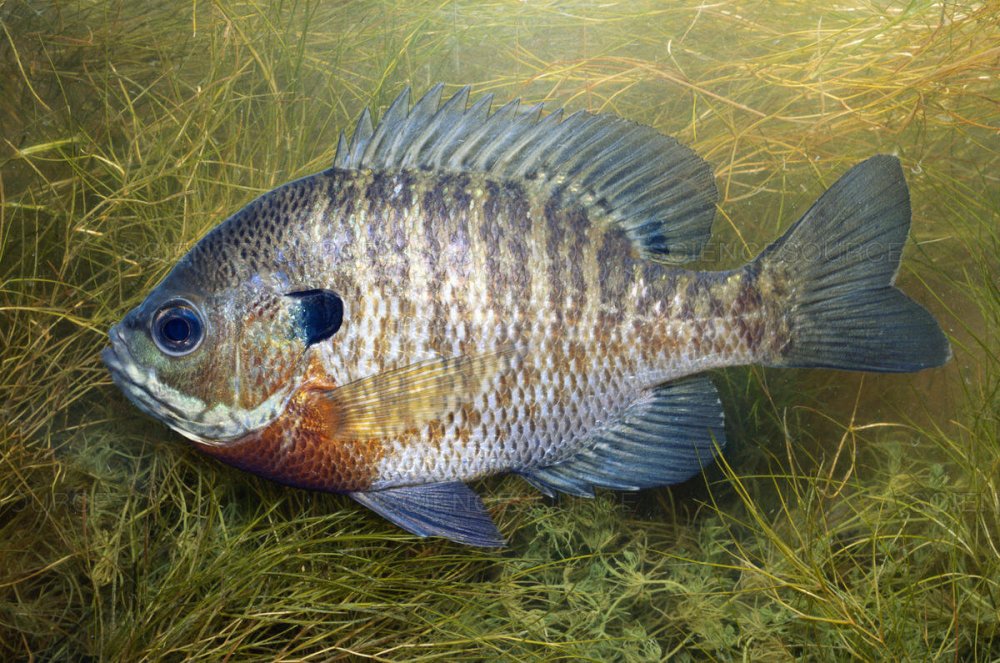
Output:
[757, 155, 950, 372]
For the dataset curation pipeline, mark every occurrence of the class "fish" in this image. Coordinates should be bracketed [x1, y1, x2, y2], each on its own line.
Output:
[103, 84, 951, 546]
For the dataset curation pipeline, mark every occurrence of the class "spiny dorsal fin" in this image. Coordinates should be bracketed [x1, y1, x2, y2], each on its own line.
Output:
[332, 85, 718, 263]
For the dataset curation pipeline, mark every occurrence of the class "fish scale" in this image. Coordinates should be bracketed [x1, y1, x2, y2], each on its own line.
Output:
[104, 86, 950, 546]
[260, 168, 757, 480]
[289, 168, 757, 487]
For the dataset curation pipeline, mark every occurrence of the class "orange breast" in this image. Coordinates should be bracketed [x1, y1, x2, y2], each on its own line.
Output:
[197, 360, 386, 493]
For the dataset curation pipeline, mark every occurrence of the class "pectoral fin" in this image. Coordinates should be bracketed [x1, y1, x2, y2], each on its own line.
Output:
[317, 350, 514, 439]
[349, 482, 505, 547]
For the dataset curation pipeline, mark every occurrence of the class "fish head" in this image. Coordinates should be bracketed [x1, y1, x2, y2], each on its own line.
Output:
[102, 257, 317, 446]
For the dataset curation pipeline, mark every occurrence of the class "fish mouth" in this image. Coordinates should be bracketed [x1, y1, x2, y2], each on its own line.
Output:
[102, 325, 195, 430]
[102, 326, 148, 409]
[103, 326, 293, 446]
[101, 325, 136, 385]
[102, 326, 245, 445]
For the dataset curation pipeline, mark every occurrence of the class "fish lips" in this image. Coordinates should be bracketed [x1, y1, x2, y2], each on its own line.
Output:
[102, 324, 174, 424]
[102, 325, 206, 437]
[101, 324, 137, 392]
[102, 325, 268, 445]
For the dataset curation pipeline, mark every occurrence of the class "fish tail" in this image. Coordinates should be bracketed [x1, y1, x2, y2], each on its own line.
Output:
[755, 155, 950, 372]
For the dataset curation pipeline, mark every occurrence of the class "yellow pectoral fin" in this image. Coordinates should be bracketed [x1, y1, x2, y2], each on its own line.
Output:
[319, 349, 516, 439]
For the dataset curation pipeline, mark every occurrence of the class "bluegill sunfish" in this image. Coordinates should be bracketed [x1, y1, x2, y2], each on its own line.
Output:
[103, 85, 950, 546]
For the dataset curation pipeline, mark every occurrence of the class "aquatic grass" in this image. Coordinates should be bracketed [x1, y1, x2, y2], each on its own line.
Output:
[1, 0, 997, 659]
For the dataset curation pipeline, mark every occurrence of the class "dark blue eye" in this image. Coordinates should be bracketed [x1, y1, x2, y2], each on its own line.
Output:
[151, 301, 204, 356]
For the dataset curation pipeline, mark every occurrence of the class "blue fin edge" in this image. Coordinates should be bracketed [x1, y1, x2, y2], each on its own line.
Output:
[349, 481, 505, 547]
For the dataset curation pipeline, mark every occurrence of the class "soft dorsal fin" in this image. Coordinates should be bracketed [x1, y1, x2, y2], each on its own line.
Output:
[333, 85, 719, 263]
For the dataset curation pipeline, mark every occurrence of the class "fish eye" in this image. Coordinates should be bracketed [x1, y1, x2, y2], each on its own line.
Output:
[151, 300, 204, 356]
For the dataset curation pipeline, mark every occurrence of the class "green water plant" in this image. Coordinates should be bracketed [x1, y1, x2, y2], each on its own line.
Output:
[1, 1, 996, 659]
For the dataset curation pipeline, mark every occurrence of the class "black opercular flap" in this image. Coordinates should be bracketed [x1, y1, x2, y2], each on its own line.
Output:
[287, 289, 344, 345]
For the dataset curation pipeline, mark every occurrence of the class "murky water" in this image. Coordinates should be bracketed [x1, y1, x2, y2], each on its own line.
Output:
[1, 1, 996, 659]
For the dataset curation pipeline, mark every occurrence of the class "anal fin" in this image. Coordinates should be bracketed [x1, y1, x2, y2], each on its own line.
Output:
[523, 374, 726, 497]
[349, 482, 505, 547]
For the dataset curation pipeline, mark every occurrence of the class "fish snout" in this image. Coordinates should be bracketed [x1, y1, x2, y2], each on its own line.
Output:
[102, 324, 127, 372]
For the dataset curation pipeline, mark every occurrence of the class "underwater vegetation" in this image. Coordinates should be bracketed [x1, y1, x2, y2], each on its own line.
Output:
[1, 0, 997, 660]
